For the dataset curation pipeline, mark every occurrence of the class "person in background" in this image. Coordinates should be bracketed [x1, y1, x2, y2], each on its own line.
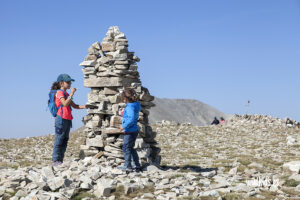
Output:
[220, 117, 225, 125]
[211, 117, 220, 125]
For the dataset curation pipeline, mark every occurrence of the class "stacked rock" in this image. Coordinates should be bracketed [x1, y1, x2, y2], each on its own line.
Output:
[228, 114, 300, 128]
[79, 26, 161, 166]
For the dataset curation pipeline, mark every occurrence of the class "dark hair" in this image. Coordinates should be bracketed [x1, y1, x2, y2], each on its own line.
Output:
[220, 117, 225, 121]
[51, 81, 61, 90]
[121, 87, 139, 103]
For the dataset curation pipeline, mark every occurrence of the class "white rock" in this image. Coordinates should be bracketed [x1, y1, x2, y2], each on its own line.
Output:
[199, 190, 220, 197]
[283, 161, 300, 173]
[48, 177, 66, 191]
[94, 178, 113, 197]
[229, 167, 238, 175]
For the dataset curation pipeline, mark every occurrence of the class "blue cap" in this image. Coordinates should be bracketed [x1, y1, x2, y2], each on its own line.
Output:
[57, 74, 75, 82]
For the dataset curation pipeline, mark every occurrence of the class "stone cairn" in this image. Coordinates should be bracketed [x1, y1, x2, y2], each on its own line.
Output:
[78, 26, 161, 166]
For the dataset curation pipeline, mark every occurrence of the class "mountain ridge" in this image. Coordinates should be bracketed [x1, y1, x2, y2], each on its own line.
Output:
[149, 97, 231, 126]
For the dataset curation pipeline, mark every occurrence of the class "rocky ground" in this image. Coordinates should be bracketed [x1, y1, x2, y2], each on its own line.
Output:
[0, 128, 85, 169]
[2, 115, 300, 199]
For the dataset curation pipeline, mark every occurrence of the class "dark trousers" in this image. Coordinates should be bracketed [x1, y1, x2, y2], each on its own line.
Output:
[122, 131, 141, 168]
[52, 116, 72, 162]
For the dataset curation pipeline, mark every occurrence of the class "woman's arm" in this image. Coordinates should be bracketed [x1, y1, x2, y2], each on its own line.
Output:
[70, 101, 86, 109]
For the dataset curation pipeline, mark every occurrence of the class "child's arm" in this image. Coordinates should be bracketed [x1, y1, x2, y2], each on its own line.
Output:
[122, 108, 136, 130]
[70, 101, 86, 109]
[59, 88, 76, 107]
[59, 97, 73, 107]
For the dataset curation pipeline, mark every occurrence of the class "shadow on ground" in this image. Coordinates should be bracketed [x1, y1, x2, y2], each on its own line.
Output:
[160, 165, 218, 174]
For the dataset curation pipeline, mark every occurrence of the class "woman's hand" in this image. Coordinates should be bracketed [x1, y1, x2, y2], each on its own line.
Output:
[70, 88, 77, 96]
[120, 124, 124, 132]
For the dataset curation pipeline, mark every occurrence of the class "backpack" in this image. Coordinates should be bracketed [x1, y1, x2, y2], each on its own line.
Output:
[48, 89, 71, 124]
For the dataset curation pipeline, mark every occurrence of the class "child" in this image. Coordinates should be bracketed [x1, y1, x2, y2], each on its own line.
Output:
[119, 88, 141, 172]
[51, 74, 86, 166]
[220, 117, 225, 125]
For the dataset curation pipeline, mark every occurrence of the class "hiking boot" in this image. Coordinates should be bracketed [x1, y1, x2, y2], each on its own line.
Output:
[52, 161, 62, 167]
[131, 162, 141, 170]
[117, 165, 133, 172]
[134, 166, 142, 173]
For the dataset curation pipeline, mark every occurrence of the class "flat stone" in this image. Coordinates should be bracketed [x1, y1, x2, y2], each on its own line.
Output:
[201, 170, 217, 178]
[84, 77, 135, 87]
[85, 120, 101, 128]
[102, 42, 115, 52]
[165, 192, 177, 198]
[142, 193, 155, 198]
[80, 60, 97, 67]
[115, 65, 128, 70]
[85, 54, 97, 61]
[199, 190, 220, 197]
[104, 145, 122, 154]
[145, 165, 160, 172]
[114, 60, 128, 65]
[110, 116, 122, 128]
[231, 184, 252, 192]
[217, 188, 231, 193]
[114, 38, 128, 42]
[115, 33, 126, 39]
[94, 151, 104, 159]
[103, 87, 118, 95]
[102, 128, 123, 135]
[86, 135, 104, 147]
[80, 149, 99, 158]
[104, 152, 124, 159]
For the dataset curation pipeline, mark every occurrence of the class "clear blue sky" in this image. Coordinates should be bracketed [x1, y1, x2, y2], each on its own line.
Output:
[0, 0, 299, 138]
